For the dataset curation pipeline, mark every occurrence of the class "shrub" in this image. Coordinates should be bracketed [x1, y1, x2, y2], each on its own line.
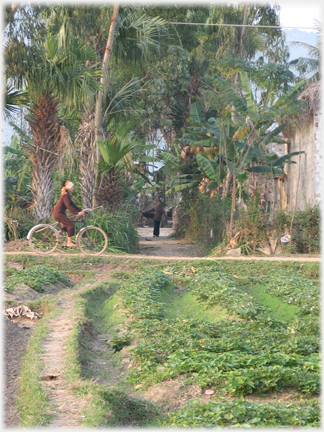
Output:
[234, 203, 269, 252]
[273, 208, 291, 235]
[293, 201, 321, 253]
[175, 194, 231, 252]
[4, 205, 35, 241]
[231, 201, 321, 254]
[89, 205, 139, 254]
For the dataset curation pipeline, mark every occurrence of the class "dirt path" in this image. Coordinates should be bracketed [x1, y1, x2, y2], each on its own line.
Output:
[3, 280, 90, 427]
[137, 227, 204, 257]
[40, 295, 88, 427]
[4, 228, 321, 261]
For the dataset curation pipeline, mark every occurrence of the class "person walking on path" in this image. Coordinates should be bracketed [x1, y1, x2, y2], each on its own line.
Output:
[144, 199, 165, 237]
[52, 181, 85, 247]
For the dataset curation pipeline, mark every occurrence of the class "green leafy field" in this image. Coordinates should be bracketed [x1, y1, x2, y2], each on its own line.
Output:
[103, 263, 321, 427]
[4, 265, 70, 292]
[6, 256, 320, 428]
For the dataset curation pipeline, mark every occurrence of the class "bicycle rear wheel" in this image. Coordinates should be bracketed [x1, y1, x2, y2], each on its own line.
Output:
[28, 224, 59, 255]
[77, 226, 108, 255]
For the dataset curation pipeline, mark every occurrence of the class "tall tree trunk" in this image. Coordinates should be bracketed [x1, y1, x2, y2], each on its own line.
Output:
[26, 93, 63, 221]
[231, 5, 248, 121]
[93, 4, 120, 207]
[239, 5, 248, 57]
[222, 171, 232, 198]
[229, 174, 237, 234]
[218, 124, 224, 195]
[76, 108, 97, 209]
[31, 168, 55, 221]
[226, 5, 249, 234]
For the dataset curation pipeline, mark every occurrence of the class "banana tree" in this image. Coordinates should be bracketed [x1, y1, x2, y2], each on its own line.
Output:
[160, 145, 200, 195]
[186, 70, 305, 236]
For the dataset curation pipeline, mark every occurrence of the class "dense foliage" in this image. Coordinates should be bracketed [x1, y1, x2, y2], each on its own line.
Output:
[3, 4, 321, 253]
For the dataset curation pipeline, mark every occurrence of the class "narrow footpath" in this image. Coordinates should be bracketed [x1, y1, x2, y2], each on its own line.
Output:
[40, 295, 85, 428]
[4, 227, 321, 262]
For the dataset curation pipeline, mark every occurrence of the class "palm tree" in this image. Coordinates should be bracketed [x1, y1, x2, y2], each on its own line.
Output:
[25, 92, 65, 221]
[75, 108, 97, 209]
[77, 75, 147, 208]
[96, 119, 142, 210]
[289, 19, 321, 84]
[93, 5, 173, 206]
[24, 35, 101, 221]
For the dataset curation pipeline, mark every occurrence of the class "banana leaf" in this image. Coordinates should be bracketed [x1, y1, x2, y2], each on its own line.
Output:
[240, 71, 258, 115]
[197, 154, 217, 180]
[260, 124, 286, 147]
[166, 182, 196, 194]
[190, 102, 204, 123]
[272, 151, 305, 167]
[161, 151, 180, 166]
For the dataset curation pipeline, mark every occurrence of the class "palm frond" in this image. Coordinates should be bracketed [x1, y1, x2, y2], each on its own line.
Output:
[114, 12, 174, 63]
[4, 86, 29, 120]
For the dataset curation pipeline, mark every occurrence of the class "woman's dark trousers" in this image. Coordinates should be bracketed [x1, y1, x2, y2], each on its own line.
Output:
[153, 220, 160, 237]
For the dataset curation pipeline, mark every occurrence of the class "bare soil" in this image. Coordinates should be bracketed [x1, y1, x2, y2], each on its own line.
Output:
[40, 295, 90, 428]
[3, 317, 34, 427]
[138, 227, 203, 257]
[4, 238, 29, 252]
[3, 282, 71, 308]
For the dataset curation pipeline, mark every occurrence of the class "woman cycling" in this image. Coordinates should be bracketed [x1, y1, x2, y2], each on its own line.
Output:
[52, 181, 84, 247]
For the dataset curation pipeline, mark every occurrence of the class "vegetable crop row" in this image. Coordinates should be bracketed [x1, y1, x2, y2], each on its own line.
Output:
[165, 399, 320, 428]
[257, 269, 320, 317]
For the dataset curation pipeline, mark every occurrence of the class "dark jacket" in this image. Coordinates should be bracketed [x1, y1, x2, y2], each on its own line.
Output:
[52, 193, 81, 217]
[147, 205, 165, 222]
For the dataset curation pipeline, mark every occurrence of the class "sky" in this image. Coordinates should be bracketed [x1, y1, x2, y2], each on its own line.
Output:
[277, 2, 322, 31]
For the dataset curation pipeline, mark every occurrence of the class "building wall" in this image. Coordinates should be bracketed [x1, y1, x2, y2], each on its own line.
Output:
[266, 142, 286, 158]
[285, 110, 322, 211]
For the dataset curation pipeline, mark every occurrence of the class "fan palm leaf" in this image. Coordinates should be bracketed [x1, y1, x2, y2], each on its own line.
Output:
[4, 86, 29, 120]
[114, 11, 174, 63]
[288, 19, 321, 84]
[95, 119, 143, 210]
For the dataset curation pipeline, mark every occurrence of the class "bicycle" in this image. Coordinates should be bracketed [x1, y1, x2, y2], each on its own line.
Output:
[27, 207, 108, 256]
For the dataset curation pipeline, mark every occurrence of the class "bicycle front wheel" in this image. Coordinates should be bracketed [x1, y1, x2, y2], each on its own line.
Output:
[28, 224, 59, 255]
[77, 227, 108, 255]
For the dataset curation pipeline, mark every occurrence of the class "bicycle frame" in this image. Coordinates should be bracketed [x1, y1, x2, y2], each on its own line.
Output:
[27, 206, 104, 248]
[27, 206, 107, 255]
